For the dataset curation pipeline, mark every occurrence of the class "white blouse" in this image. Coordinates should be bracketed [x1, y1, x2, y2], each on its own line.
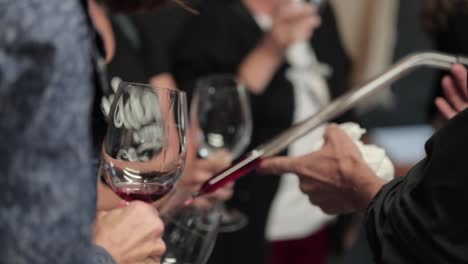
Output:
[254, 13, 335, 241]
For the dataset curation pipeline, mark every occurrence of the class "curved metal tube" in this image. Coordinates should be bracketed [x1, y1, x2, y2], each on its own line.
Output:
[200, 52, 468, 194]
[256, 51, 468, 157]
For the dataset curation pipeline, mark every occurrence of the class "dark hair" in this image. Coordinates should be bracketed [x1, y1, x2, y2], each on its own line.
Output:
[97, 0, 198, 14]
[96, 0, 168, 13]
[421, 0, 468, 31]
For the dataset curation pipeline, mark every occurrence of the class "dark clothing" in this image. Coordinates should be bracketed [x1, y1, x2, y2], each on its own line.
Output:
[366, 108, 468, 263]
[107, 17, 148, 84]
[268, 227, 329, 264]
[427, 8, 468, 120]
[431, 11, 468, 56]
[0, 0, 114, 263]
[171, 1, 352, 263]
[93, 16, 149, 151]
[130, 5, 198, 78]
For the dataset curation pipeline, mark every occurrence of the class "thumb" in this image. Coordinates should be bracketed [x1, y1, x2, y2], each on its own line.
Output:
[258, 156, 298, 175]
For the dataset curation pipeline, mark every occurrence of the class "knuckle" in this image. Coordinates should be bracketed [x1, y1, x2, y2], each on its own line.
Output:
[328, 123, 339, 130]
[151, 218, 165, 236]
[338, 158, 359, 177]
[326, 124, 340, 135]
[154, 239, 167, 256]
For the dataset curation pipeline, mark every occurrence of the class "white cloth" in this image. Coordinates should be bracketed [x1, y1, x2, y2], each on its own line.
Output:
[312, 122, 395, 182]
[266, 50, 334, 240]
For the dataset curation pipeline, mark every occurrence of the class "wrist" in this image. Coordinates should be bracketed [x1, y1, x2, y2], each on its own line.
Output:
[353, 165, 386, 211]
[261, 33, 287, 58]
[93, 238, 117, 263]
[341, 160, 385, 211]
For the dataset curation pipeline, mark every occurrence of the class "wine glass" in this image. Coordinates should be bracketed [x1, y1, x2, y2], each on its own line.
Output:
[101, 82, 219, 264]
[162, 206, 221, 264]
[101, 82, 188, 203]
[191, 74, 253, 232]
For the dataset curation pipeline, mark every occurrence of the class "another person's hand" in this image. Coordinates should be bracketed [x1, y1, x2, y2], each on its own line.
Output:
[267, 1, 321, 51]
[180, 152, 234, 209]
[435, 64, 468, 119]
[259, 125, 386, 214]
[94, 201, 166, 264]
[193, 182, 234, 209]
[178, 124, 234, 208]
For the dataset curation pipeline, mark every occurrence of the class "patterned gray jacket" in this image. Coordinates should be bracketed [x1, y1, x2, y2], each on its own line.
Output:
[0, 0, 115, 263]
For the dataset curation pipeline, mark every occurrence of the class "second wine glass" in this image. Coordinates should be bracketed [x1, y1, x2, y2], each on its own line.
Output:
[191, 74, 253, 232]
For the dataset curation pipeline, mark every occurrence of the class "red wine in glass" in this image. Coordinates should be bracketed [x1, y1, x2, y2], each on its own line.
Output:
[114, 179, 173, 203]
[102, 159, 183, 203]
[116, 189, 169, 203]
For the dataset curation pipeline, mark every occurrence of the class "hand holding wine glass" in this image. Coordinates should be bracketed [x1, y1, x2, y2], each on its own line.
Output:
[185, 153, 235, 209]
[94, 201, 166, 264]
[99, 82, 224, 264]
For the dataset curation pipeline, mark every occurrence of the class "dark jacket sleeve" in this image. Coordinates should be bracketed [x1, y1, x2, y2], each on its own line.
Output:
[366, 108, 468, 263]
[0, 1, 114, 263]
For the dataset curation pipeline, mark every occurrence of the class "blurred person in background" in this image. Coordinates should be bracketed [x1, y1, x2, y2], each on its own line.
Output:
[163, 0, 356, 263]
[0, 1, 178, 263]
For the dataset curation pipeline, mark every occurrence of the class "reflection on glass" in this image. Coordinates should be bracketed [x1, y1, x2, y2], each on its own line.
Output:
[102, 82, 188, 203]
[162, 206, 221, 264]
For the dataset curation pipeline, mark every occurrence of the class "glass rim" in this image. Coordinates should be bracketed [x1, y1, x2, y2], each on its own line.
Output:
[118, 81, 187, 97]
[196, 73, 241, 85]
[195, 74, 247, 93]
